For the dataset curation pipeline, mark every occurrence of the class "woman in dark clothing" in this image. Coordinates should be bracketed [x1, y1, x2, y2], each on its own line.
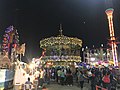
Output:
[90, 73, 96, 90]
[66, 69, 73, 86]
[78, 71, 86, 90]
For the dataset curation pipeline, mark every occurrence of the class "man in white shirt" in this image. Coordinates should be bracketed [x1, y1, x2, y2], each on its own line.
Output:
[25, 77, 33, 90]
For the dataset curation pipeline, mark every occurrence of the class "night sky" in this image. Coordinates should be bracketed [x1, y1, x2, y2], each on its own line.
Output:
[0, 0, 120, 61]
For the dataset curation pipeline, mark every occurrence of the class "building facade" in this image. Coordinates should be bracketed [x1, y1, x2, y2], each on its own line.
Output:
[83, 45, 113, 65]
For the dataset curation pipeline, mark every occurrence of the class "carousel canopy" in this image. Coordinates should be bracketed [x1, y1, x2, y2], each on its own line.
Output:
[40, 27, 82, 49]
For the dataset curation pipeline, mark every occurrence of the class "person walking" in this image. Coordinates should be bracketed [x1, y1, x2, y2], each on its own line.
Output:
[60, 69, 65, 85]
[38, 68, 44, 88]
[102, 72, 111, 90]
[57, 69, 61, 84]
[66, 69, 73, 86]
[90, 72, 96, 90]
[78, 71, 86, 90]
[24, 77, 33, 90]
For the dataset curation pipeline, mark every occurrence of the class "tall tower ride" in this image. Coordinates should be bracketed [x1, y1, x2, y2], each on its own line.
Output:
[105, 8, 118, 66]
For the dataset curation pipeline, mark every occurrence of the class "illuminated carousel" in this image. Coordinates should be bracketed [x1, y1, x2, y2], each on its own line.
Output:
[40, 26, 82, 67]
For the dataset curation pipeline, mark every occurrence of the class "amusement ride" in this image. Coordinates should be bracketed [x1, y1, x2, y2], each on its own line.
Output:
[40, 25, 82, 67]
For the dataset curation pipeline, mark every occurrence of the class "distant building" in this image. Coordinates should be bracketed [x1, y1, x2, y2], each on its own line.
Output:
[83, 45, 113, 65]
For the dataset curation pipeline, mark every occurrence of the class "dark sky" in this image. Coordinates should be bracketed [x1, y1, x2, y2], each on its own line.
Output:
[0, 0, 120, 60]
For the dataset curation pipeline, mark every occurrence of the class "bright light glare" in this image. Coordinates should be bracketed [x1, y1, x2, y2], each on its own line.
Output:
[90, 58, 95, 61]
[29, 63, 34, 69]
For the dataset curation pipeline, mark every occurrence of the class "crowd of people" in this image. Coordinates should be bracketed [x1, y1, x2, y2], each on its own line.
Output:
[24, 65, 120, 90]
[77, 66, 120, 90]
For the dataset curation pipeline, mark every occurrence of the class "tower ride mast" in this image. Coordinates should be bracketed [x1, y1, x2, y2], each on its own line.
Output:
[105, 8, 118, 66]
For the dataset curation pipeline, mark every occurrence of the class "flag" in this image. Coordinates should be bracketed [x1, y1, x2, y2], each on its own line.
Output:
[16, 43, 25, 56]
[21, 43, 25, 56]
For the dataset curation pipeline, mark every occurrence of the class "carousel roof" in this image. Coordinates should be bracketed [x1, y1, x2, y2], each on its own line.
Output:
[40, 25, 82, 49]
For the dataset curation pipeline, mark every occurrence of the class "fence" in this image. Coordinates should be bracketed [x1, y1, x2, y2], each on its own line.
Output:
[96, 85, 107, 90]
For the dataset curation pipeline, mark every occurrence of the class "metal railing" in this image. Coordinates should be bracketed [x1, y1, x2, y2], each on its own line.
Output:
[96, 85, 107, 90]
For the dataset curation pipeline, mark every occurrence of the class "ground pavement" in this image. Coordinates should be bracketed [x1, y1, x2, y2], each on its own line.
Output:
[35, 79, 91, 90]
[46, 83, 90, 90]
